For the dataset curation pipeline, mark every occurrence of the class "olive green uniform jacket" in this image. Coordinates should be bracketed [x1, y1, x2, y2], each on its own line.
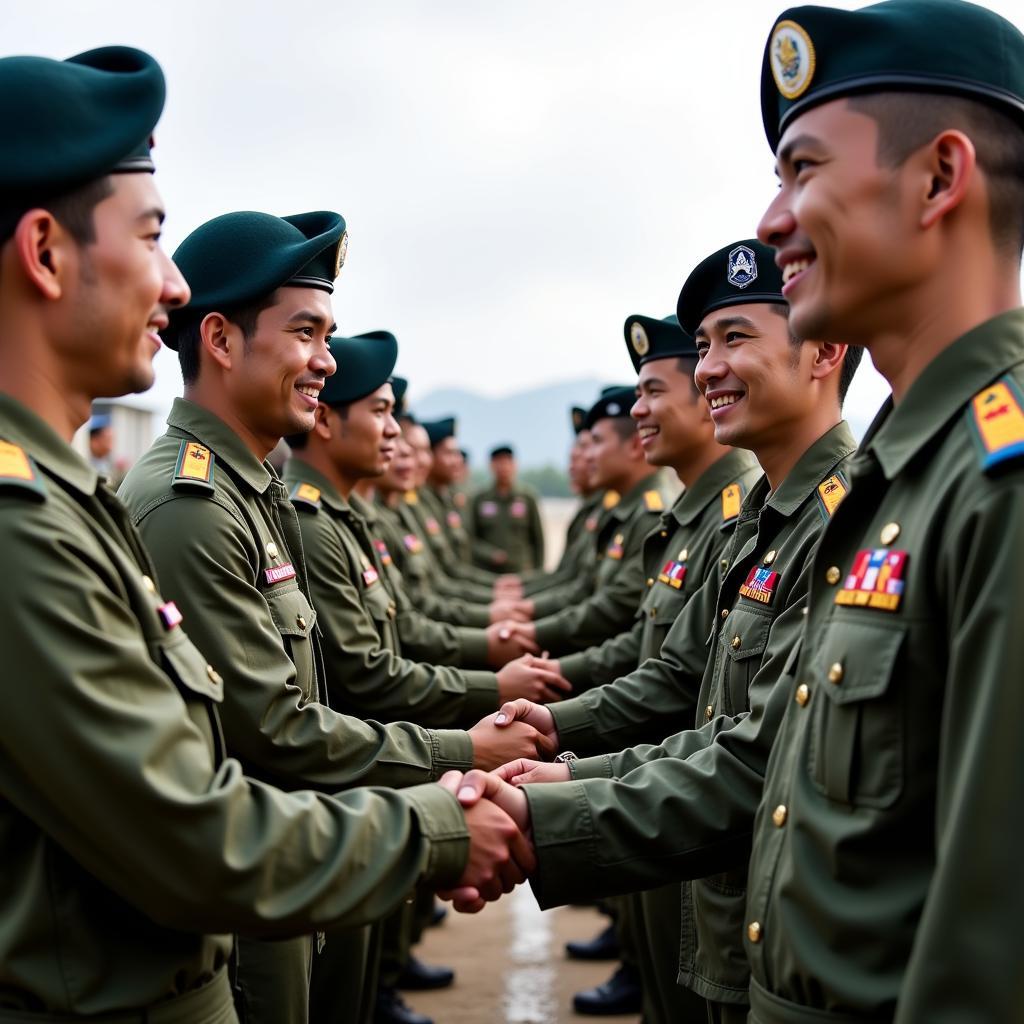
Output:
[532, 474, 671, 655]
[558, 451, 761, 689]
[525, 422, 857, 1006]
[743, 313, 1024, 1023]
[0, 394, 468, 1018]
[422, 484, 498, 588]
[281, 460, 499, 727]
[467, 484, 545, 572]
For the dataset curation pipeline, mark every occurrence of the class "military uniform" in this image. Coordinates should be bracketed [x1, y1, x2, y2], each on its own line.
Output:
[467, 483, 545, 572]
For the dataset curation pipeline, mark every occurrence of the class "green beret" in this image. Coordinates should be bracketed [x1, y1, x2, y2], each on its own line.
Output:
[391, 375, 409, 414]
[676, 239, 784, 336]
[165, 210, 348, 347]
[761, 0, 1024, 152]
[490, 444, 515, 459]
[623, 313, 697, 373]
[570, 405, 587, 435]
[423, 417, 457, 446]
[0, 46, 163, 219]
[320, 331, 398, 407]
[583, 386, 635, 431]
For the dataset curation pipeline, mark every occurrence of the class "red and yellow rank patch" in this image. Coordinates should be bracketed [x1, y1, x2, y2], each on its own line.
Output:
[970, 378, 1024, 472]
[739, 566, 780, 605]
[835, 548, 907, 612]
[606, 533, 625, 560]
[817, 474, 848, 517]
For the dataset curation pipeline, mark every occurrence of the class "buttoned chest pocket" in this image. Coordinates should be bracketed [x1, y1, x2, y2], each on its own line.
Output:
[265, 584, 318, 703]
[157, 629, 226, 759]
[806, 620, 905, 808]
[362, 576, 398, 640]
[718, 606, 773, 716]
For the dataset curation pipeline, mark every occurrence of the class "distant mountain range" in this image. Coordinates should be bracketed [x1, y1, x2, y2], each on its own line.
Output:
[413, 378, 612, 469]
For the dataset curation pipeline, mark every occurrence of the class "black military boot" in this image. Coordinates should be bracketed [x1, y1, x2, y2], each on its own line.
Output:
[564, 921, 621, 961]
[374, 986, 433, 1024]
[395, 954, 455, 991]
[572, 962, 643, 1016]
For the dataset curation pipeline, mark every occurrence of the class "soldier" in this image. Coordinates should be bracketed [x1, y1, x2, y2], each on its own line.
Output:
[0, 46, 528, 1023]
[119, 210, 548, 1022]
[467, 445, 545, 573]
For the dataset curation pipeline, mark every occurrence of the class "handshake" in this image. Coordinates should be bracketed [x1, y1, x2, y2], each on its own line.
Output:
[435, 699, 578, 913]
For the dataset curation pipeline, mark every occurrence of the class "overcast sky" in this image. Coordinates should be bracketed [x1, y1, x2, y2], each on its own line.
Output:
[10, 0, 1024, 429]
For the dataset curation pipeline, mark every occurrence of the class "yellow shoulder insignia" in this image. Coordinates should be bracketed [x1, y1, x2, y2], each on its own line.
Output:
[289, 482, 322, 511]
[643, 489, 665, 512]
[0, 440, 46, 500]
[171, 441, 215, 493]
[404, 489, 419, 505]
[721, 483, 742, 522]
[817, 473, 848, 519]
[602, 489, 620, 510]
[968, 376, 1024, 474]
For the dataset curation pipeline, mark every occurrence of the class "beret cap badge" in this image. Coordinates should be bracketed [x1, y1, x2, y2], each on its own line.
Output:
[334, 232, 349, 278]
[630, 322, 650, 357]
[727, 244, 759, 290]
[771, 20, 816, 100]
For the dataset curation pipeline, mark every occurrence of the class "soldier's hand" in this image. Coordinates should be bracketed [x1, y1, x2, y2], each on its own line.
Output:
[494, 758, 571, 786]
[468, 715, 557, 769]
[496, 655, 572, 704]
[493, 698, 560, 750]
[493, 576, 523, 599]
[488, 599, 532, 624]
[486, 621, 538, 667]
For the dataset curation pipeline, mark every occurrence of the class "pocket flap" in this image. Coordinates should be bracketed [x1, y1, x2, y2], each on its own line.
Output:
[723, 608, 773, 661]
[265, 585, 318, 638]
[819, 620, 905, 705]
[161, 632, 223, 703]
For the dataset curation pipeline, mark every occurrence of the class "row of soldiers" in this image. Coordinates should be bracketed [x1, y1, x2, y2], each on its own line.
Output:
[3, 1, 1024, 1023]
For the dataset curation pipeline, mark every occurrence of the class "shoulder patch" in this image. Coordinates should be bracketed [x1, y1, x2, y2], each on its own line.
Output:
[0, 440, 46, 501]
[403, 489, 419, 506]
[172, 441, 215, 494]
[720, 483, 742, 523]
[816, 472, 848, 519]
[602, 489, 621, 510]
[289, 482, 322, 511]
[643, 489, 665, 512]
[968, 376, 1024, 474]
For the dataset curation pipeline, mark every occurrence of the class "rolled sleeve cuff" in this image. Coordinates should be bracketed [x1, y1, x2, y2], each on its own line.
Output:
[570, 754, 614, 781]
[523, 781, 599, 908]
[460, 671, 501, 719]
[429, 728, 474, 774]
[402, 784, 470, 888]
[534, 616, 567, 651]
[454, 626, 489, 666]
[558, 650, 591, 686]
[550, 694, 598, 751]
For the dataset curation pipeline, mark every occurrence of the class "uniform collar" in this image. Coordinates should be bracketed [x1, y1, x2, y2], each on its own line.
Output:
[281, 457, 347, 513]
[166, 397, 273, 494]
[608, 472, 661, 520]
[0, 393, 99, 496]
[672, 448, 761, 527]
[862, 308, 1024, 480]
[760, 420, 857, 518]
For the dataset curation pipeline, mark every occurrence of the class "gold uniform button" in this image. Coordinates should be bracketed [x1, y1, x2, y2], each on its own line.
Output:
[659, 530, 668, 538]
[747, 921, 763, 944]
[206, 664, 223, 686]
[731, 635, 741, 650]
[387, 604, 397, 620]
[763, 549, 777, 566]
[826, 566, 842, 586]
[646, 577, 654, 587]
[880, 522, 901, 545]
[266, 541, 279, 560]
[296, 615, 307, 631]
[141, 575, 156, 594]
[720, 559, 729, 572]
[772, 804, 788, 827]
[795, 683, 810, 707]
[679, 549, 689, 562]
[721, 608, 730, 620]
[649, 608, 657, 619]
[828, 662, 844, 685]
[705, 704, 714, 721]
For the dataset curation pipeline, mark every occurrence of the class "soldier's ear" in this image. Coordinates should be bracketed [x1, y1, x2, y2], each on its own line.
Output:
[199, 312, 234, 372]
[312, 403, 333, 440]
[12, 208, 71, 301]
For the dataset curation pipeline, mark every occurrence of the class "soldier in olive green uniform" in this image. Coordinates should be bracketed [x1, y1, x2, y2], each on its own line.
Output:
[486, 239, 861, 1022]
[120, 212, 545, 1023]
[0, 49, 526, 1024]
[467, 445, 545, 572]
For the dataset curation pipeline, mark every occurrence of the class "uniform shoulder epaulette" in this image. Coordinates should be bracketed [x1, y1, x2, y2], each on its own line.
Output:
[968, 375, 1024, 474]
[0, 440, 46, 501]
[171, 440, 215, 494]
[289, 481, 322, 511]
[816, 471, 849, 520]
[602, 489, 620, 510]
[720, 483, 743, 523]
[403, 489, 419, 506]
[643, 489, 665, 512]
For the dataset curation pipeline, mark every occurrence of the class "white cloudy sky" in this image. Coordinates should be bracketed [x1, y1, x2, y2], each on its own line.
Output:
[9, 0, 1024, 428]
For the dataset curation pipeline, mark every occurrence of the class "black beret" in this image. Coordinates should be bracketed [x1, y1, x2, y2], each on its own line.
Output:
[165, 210, 348, 347]
[676, 239, 785, 336]
[0, 46, 163, 214]
[490, 444, 515, 459]
[320, 331, 398, 407]
[623, 313, 698, 373]
[390, 375, 409, 415]
[423, 417, 457, 446]
[762, 0, 1024, 152]
[583, 386, 636, 431]
[570, 405, 587, 434]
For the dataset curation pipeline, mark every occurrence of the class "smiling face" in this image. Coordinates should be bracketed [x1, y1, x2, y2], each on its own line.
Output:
[221, 287, 336, 446]
[587, 418, 638, 491]
[380, 430, 416, 494]
[632, 356, 710, 468]
[327, 382, 399, 481]
[758, 98, 919, 345]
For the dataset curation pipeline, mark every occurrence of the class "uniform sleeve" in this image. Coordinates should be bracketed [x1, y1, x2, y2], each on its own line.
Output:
[135, 496, 473, 790]
[895, 482, 1024, 1023]
[557, 617, 644, 691]
[529, 493, 545, 570]
[298, 511, 499, 727]
[0, 500, 468, 937]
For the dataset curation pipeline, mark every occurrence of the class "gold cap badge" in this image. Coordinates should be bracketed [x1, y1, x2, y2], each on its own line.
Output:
[630, 322, 650, 357]
[771, 20, 816, 100]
